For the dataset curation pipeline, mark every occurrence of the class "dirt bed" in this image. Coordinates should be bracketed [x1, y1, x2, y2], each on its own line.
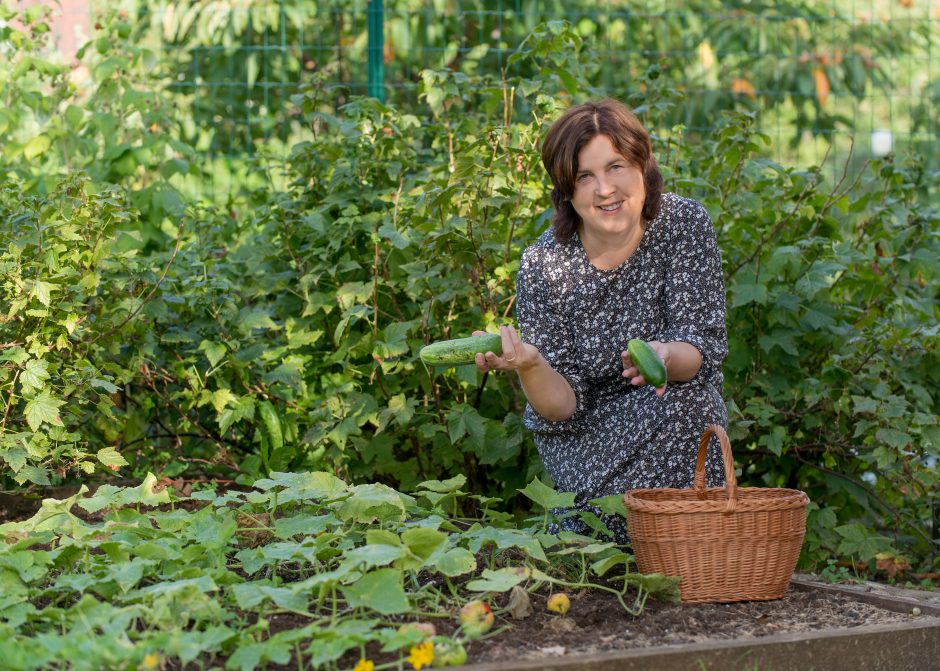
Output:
[464, 586, 924, 664]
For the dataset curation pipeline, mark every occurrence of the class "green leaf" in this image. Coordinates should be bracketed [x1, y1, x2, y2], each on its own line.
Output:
[447, 404, 486, 447]
[219, 395, 255, 433]
[400, 527, 448, 567]
[23, 391, 64, 431]
[97, 447, 128, 469]
[23, 134, 51, 161]
[759, 426, 787, 456]
[1, 446, 28, 472]
[122, 473, 172, 507]
[378, 394, 417, 431]
[110, 558, 153, 593]
[232, 582, 308, 612]
[835, 523, 893, 562]
[340, 568, 410, 615]
[79, 473, 170, 512]
[517, 477, 576, 511]
[378, 222, 410, 249]
[153, 188, 185, 217]
[872, 446, 896, 469]
[65, 104, 84, 129]
[30, 280, 55, 306]
[340, 543, 405, 570]
[366, 529, 401, 546]
[758, 330, 799, 356]
[851, 396, 879, 415]
[731, 282, 768, 307]
[199, 340, 228, 367]
[273, 514, 335, 540]
[252, 471, 347, 503]
[20, 359, 50, 394]
[875, 428, 911, 450]
[590, 552, 631, 577]
[430, 547, 477, 577]
[210, 388, 237, 414]
[415, 474, 467, 494]
[465, 526, 548, 562]
[258, 401, 283, 451]
[90, 378, 120, 393]
[628, 573, 682, 602]
[0, 347, 29, 365]
[12, 465, 51, 487]
[466, 567, 529, 592]
[0, 485, 89, 534]
[587, 494, 628, 518]
[238, 310, 280, 332]
[246, 52, 259, 89]
[335, 484, 412, 524]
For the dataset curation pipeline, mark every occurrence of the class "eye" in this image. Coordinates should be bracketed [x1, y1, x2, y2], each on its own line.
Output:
[576, 173, 591, 183]
[610, 163, 624, 171]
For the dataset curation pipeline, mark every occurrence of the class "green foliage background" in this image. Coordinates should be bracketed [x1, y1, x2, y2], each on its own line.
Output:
[0, 5, 937, 577]
[118, 0, 938, 187]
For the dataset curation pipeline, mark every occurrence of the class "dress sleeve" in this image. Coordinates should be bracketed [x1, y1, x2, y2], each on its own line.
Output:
[515, 246, 587, 427]
[658, 200, 728, 381]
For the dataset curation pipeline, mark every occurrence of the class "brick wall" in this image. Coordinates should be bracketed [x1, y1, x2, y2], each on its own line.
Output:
[24, 0, 92, 62]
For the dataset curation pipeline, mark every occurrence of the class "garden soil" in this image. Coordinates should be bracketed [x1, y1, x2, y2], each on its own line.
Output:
[459, 586, 922, 665]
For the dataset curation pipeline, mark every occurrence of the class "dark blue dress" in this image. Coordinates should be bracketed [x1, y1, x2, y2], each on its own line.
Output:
[516, 193, 728, 542]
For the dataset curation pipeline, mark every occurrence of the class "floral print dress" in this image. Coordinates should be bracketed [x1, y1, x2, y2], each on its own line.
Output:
[516, 193, 728, 542]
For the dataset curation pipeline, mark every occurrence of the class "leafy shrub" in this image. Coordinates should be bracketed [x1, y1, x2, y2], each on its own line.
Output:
[1, 8, 937, 575]
[0, 174, 145, 482]
[689, 113, 939, 570]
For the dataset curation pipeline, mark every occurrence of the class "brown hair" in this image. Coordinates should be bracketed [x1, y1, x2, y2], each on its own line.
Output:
[540, 99, 663, 242]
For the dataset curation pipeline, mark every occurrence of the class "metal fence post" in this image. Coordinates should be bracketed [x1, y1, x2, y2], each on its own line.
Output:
[367, 0, 385, 102]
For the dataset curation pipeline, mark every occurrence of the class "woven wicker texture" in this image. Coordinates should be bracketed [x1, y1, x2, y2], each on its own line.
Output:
[624, 424, 809, 603]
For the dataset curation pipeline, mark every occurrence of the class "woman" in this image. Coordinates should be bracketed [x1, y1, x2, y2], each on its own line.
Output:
[474, 99, 727, 542]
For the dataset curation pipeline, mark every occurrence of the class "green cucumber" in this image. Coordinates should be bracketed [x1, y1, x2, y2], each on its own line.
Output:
[420, 333, 503, 366]
[627, 338, 667, 388]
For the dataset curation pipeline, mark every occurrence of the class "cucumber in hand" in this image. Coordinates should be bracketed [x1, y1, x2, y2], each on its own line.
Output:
[420, 333, 503, 366]
[627, 338, 667, 388]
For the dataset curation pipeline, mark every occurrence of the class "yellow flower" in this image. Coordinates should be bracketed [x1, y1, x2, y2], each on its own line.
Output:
[408, 641, 435, 670]
[139, 653, 160, 671]
[353, 660, 375, 671]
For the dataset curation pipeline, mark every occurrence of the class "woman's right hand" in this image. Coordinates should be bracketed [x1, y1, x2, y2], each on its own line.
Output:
[473, 325, 539, 373]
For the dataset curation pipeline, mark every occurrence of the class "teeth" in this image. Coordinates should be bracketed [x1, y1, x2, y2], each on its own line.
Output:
[598, 203, 621, 211]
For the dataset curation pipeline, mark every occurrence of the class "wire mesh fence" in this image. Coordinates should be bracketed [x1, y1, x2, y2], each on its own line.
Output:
[72, 0, 937, 199]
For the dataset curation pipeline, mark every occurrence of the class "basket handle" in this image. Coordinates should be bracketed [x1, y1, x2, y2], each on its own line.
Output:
[694, 424, 738, 514]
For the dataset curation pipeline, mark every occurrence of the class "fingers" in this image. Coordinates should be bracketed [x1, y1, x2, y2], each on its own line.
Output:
[622, 351, 638, 381]
[623, 346, 667, 393]
[473, 325, 523, 372]
[500, 325, 518, 363]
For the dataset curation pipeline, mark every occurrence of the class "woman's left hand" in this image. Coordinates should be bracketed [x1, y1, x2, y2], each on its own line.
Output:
[621, 340, 669, 396]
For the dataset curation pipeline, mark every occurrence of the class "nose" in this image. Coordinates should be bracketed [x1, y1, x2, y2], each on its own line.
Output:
[595, 175, 614, 198]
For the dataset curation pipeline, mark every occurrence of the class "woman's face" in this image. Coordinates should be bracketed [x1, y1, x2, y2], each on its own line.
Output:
[569, 134, 646, 238]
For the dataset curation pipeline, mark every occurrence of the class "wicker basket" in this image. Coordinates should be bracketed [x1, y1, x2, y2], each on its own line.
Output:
[623, 424, 809, 603]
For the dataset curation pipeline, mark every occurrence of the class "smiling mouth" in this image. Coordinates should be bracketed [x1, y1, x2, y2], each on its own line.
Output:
[597, 202, 622, 212]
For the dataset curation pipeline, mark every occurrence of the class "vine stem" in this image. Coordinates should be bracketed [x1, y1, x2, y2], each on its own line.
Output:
[88, 232, 182, 346]
[727, 143, 831, 279]
[0, 369, 20, 430]
[791, 452, 934, 549]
